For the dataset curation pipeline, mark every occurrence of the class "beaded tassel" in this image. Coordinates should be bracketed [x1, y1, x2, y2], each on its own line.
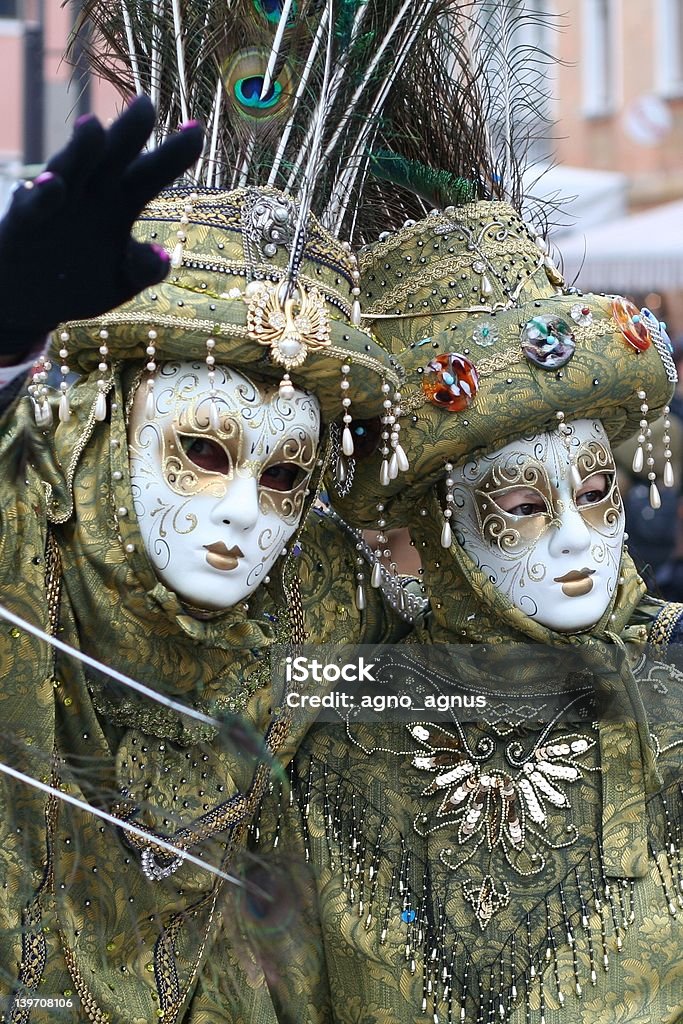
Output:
[205, 337, 220, 429]
[442, 463, 455, 548]
[355, 568, 367, 611]
[371, 503, 386, 587]
[372, 501, 392, 589]
[392, 387, 410, 472]
[340, 363, 355, 455]
[379, 381, 392, 485]
[94, 329, 109, 422]
[460, 957, 469, 1023]
[57, 330, 71, 422]
[349, 251, 362, 326]
[381, 864, 397, 944]
[650, 840, 679, 917]
[347, 796, 358, 903]
[446, 948, 455, 1024]
[663, 406, 675, 489]
[145, 329, 158, 420]
[279, 371, 295, 400]
[171, 192, 197, 268]
[526, 913, 536, 980]
[634, 390, 661, 508]
[510, 933, 518, 1005]
[387, 386, 409, 478]
[272, 779, 283, 849]
[30, 356, 52, 427]
[364, 822, 384, 930]
[322, 767, 334, 867]
[556, 411, 583, 490]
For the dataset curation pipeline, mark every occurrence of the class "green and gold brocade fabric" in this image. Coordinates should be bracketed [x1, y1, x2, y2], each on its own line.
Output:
[248, 633, 683, 1024]
[0, 373, 400, 1023]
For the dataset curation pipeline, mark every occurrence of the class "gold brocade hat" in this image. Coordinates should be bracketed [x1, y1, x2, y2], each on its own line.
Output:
[43, 187, 402, 432]
[333, 200, 677, 528]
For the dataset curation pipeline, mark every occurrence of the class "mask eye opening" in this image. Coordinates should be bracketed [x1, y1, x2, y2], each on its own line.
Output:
[177, 433, 233, 474]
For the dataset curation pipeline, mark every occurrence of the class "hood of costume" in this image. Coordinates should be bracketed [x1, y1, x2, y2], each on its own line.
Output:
[0, 187, 404, 1019]
[332, 197, 677, 800]
[253, 198, 683, 1024]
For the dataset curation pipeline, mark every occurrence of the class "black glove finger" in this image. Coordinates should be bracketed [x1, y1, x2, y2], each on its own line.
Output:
[97, 94, 158, 182]
[44, 115, 106, 184]
[4, 173, 67, 228]
[119, 238, 172, 298]
[17, 174, 68, 226]
[120, 123, 204, 214]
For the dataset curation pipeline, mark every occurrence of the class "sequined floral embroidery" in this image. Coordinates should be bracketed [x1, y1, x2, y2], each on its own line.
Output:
[409, 723, 595, 874]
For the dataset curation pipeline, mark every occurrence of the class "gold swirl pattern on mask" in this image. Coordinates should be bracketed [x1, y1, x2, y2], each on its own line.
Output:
[261, 487, 306, 523]
[277, 431, 318, 471]
[576, 438, 613, 477]
[163, 453, 202, 496]
[575, 441, 623, 536]
[259, 431, 317, 524]
[164, 400, 242, 497]
[473, 460, 553, 550]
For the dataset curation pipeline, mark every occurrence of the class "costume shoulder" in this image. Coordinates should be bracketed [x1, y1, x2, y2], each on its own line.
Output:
[299, 505, 424, 645]
[626, 596, 683, 794]
[629, 593, 683, 653]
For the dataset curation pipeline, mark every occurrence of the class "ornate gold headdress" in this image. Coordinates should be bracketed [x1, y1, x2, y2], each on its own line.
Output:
[35, 0, 477, 479]
[333, 200, 675, 536]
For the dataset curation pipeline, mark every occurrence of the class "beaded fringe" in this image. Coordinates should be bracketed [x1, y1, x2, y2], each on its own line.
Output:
[251, 764, 683, 1024]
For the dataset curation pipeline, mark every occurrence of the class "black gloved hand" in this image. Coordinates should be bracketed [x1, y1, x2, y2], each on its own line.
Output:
[0, 95, 204, 359]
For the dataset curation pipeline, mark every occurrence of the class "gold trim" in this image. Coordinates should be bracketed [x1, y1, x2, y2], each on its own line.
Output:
[362, 254, 547, 317]
[62, 948, 111, 1023]
[363, 302, 518, 321]
[7, 534, 64, 1023]
[648, 602, 683, 655]
[475, 346, 521, 378]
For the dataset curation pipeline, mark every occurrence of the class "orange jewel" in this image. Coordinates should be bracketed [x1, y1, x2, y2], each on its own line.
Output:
[612, 297, 651, 351]
[422, 352, 479, 412]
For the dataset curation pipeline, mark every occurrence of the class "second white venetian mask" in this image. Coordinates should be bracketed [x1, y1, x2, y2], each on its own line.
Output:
[449, 419, 625, 632]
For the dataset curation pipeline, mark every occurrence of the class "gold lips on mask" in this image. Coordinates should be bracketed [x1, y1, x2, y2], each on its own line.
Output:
[203, 542, 244, 571]
[553, 568, 596, 597]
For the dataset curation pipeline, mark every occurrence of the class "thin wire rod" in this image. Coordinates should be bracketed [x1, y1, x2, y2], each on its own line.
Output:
[0, 760, 243, 886]
[0, 603, 220, 731]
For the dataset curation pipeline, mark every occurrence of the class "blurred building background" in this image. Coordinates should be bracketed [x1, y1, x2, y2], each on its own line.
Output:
[0, 1, 117, 210]
[519, 0, 683, 335]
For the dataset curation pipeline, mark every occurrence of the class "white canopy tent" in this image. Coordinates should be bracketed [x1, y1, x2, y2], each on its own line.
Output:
[521, 164, 627, 237]
[556, 197, 683, 294]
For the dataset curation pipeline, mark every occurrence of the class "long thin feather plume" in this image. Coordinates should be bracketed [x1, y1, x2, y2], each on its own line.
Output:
[67, 0, 557, 241]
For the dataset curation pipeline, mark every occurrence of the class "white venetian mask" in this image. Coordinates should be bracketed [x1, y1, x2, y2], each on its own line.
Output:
[128, 362, 321, 610]
[450, 419, 625, 632]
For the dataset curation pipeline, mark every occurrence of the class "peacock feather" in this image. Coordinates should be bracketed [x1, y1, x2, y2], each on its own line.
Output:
[67, 1, 559, 237]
